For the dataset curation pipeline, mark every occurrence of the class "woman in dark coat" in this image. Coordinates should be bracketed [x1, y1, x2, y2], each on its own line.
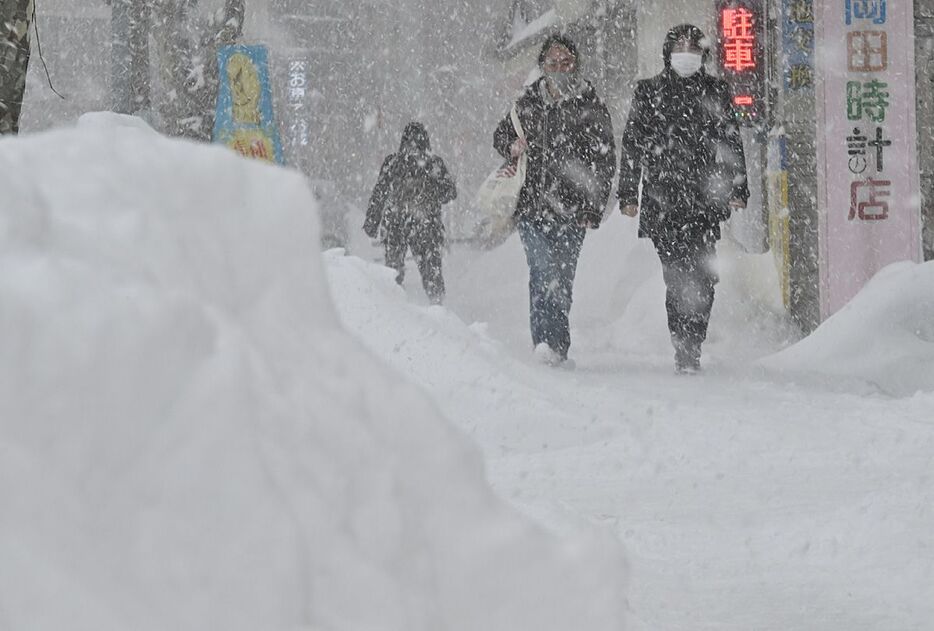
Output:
[493, 34, 616, 365]
[618, 24, 749, 373]
[365, 122, 457, 304]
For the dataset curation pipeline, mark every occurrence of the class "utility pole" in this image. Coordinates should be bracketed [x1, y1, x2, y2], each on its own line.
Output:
[770, 0, 820, 332]
[0, 0, 34, 134]
[915, 0, 934, 260]
[111, 0, 150, 115]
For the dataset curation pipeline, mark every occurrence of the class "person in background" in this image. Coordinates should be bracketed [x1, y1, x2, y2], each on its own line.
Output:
[365, 122, 457, 304]
[493, 34, 616, 366]
[618, 24, 749, 373]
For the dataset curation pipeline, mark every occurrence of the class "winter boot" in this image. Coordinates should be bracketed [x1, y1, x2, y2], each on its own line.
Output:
[674, 342, 701, 374]
[534, 342, 565, 367]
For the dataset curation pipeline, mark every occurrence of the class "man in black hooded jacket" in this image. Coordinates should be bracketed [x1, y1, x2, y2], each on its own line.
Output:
[493, 34, 616, 365]
[365, 122, 457, 304]
[618, 24, 749, 373]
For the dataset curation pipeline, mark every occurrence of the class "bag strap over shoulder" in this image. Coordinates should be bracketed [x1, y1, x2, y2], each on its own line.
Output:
[510, 105, 526, 144]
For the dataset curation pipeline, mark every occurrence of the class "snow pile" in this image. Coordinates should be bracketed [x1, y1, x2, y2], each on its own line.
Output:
[761, 261, 934, 396]
[0, 114, 627, 631]
[324, 251, 608, 461]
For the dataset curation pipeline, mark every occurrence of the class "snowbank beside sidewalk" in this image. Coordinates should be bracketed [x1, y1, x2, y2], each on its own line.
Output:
[761, 261, 934, 396]
[0, 114, 627, 631]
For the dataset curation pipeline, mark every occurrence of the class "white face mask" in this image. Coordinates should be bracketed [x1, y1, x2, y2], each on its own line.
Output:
[545, 69, 579, 96]
[670, 52, 703, 77]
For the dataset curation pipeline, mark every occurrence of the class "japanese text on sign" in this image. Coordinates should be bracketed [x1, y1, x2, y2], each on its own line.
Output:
[784, 0, 815, 90]
[723, 7, 757, 71]
[287, 59, 310, 148]
[842, 0, 890, 223]
[717, 0, 766, 125]
[815, 0, 921, 318]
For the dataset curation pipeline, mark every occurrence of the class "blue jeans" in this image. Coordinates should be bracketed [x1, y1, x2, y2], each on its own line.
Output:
[517, 220, 586, 359]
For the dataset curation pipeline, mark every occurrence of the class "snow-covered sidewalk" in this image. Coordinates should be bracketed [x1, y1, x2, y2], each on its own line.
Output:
[326, 233, 934, 630]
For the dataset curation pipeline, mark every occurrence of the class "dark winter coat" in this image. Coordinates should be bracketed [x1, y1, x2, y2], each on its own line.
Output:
[493, 77, 616, 229]
[364, 123, 457, 241]
[618, 28, 749, 245]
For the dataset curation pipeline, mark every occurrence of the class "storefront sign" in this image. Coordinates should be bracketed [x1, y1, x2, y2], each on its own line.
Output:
[815, 0, 921, 318]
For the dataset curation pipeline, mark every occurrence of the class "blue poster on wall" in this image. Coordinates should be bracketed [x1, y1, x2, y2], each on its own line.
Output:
[213, 44, 284, 165]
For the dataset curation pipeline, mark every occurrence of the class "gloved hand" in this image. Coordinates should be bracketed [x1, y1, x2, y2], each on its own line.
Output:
[620, 204, 639, 217]
[578, 213, 601, 229]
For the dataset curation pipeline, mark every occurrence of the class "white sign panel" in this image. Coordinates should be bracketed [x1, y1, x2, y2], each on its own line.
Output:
[815, 0, 922, 319]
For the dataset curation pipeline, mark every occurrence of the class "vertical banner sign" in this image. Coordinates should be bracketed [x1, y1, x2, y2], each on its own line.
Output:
[285, 56, 312, 171]
[214, 44, 284, 165]
[716, 0, 767, 126]
[783, 0, 815, 90]
[816, 0, 921, 319]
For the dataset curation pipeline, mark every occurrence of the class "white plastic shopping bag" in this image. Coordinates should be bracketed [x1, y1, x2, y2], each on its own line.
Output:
[473, 105, 527, 249]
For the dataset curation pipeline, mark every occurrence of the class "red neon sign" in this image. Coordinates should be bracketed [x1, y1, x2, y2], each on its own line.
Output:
[722, 7, 757, 71]
[733, 94, 754, 106]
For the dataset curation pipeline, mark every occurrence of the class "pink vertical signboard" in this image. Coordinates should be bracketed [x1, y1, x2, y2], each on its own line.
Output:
[815, 0, 922, 319]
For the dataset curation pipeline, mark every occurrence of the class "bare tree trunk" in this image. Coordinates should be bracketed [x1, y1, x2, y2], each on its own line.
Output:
[0, 0, 34, 134]
[150, 0, 244, 140]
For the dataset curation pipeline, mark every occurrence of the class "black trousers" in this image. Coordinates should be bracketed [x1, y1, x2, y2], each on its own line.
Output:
[384, 216, 445, 304]
[653, 233, 718, 366]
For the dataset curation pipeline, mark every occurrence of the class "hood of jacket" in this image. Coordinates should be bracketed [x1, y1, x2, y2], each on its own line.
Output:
[399, 122, 431, 154]
[662, 24, 710, 71]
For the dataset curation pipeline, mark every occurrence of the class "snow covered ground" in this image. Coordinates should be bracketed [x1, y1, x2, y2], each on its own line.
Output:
[337, 204, 934, 630]
[2, 116, 932, 631]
